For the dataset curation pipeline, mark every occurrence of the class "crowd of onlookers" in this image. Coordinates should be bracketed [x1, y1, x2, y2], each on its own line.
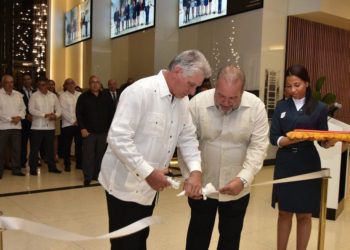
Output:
[0, 73, 134, 186]
[0, 72, 211, 186]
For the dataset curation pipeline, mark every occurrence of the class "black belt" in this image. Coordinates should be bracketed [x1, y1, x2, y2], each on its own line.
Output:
[281, 145, 314, 153]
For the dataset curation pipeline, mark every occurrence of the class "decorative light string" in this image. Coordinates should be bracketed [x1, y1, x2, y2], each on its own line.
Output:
[14, 1, 33, 62]
[211, 19, 240, 82]
[33, 2, 48, 77]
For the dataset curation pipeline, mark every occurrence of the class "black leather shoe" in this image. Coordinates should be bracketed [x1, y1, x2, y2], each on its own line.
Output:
[13, 172, 25, 176]
[84, 180, 91, 186]
[49, 168, 62, 174]
[30, 171, 38, 176]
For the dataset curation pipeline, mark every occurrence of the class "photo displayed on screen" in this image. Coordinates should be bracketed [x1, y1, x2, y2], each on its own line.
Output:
[111, 0, 155, 38]
[65, 0, 91, 46]
[179, 0, 227, 27]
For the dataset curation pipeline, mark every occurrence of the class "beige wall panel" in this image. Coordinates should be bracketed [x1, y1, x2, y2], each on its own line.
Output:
[128, 30, 155, 81]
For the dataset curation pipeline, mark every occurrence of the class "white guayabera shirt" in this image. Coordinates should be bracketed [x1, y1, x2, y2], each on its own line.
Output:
[99, 70, 201, 206]
[0, 89, 26, 130]
[59, 90, 81, 128]
[181, 89, 269, 201]
[29, 91, 61, 130]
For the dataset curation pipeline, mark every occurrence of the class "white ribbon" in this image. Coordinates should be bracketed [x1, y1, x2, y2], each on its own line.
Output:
[0, 216, 161, 242]
[177, 169, 330, 197]
[0, 170, 330, 242]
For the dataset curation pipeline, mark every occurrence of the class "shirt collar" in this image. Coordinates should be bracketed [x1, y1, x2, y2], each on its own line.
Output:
[157, 70, 172, 99]
[22, 86, 33, 92]
[0, 88, 14, 96]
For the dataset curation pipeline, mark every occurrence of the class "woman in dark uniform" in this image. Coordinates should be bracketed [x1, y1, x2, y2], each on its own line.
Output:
[270, 65, 334, 250]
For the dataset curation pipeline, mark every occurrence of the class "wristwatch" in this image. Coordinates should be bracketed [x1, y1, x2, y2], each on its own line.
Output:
[239, 177, 248, 188]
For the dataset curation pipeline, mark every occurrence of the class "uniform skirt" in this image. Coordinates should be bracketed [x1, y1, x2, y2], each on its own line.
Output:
[272, 144, 321, 214]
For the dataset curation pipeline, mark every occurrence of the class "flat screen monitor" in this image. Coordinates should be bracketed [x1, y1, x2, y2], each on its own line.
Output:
[64, 0, 92, 46]
[110, 0, 156, 39]
[179, 0, 227, 28]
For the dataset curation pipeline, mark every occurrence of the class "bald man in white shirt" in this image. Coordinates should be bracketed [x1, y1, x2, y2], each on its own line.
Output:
[0, 75, 26, 178]
[182, 65, 269, 250]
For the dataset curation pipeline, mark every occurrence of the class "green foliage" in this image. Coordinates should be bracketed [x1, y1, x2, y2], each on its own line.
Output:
[312, 76, 336, 105]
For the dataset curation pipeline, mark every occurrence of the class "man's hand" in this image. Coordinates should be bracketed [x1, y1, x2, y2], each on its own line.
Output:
[11, 116, 21, 125]
[45, 113, 56, 120]
[219, 177, 244, 196]
[48, 113, 56, 121]
[321, 140, 336, 149]
[81, 129, 90, 138]
[145, 168, 170, 191]
[183, 170, 202, 199]
[25, 114, 32, 122]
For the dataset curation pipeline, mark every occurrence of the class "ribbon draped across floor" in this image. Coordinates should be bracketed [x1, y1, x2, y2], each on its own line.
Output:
[0, 169, 329, 242]
[0, 216, 161, 241]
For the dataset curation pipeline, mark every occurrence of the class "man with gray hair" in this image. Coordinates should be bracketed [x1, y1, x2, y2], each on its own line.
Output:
[181, 65, 269, 250]
[99, 49, 212, 250]
[0, 75, 26, 178]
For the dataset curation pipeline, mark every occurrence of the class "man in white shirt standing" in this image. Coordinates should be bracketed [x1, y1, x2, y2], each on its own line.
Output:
[59, 78, 82, 172]
[99, 50, 212, 250]
[182, 65, 269, 250]
[0, 75, 26, 178]
[28, 78, 62, 175]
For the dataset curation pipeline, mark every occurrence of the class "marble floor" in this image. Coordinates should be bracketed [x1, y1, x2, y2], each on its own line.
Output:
[0, 161, 349, 250]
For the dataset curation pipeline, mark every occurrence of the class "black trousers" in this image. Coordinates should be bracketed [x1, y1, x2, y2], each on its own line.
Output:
[61, 125, 82, 169]
[21, 120, 31, 167]
[29, 130, 56, 172]
[186, 195, 250, 250]
[105, 192, 156, 250]
[0, 129, 21, 174]
[82, 133, 107, 181]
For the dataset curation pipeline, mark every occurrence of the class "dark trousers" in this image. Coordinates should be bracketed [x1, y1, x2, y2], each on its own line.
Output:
[29, 130, 56, 172]
[21, 121, 31, 167]
[106, 192, 156, 250]
[82, 133, 107, 181]
[186, 195, 250, 250]
[61, 126, 82, 169]
[0, 130, 21, 175]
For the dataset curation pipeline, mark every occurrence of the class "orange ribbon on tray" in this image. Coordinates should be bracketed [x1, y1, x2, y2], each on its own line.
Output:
[286, 129, 350, 142]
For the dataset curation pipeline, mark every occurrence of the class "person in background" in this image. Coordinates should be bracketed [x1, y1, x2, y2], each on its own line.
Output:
[48, 79, 61, 162]
[76, 75, 114, 186]
[99, 49, 212, 250]
[28, 77, 62, 175]
[270, 65, 334, 250]
[107, 79, 118, 112]
[118, 77, 135, 94]
[182, 65, 269, 250]
[0, 75, 26, 178]
[59, 78, 82, 172]
[19, 73, 35, 168]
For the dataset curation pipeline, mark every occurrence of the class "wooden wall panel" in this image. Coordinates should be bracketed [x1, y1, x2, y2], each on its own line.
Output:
[286, 16, 350, 124]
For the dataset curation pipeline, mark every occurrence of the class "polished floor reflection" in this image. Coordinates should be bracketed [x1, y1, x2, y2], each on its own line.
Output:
[0, 163, 349, 249]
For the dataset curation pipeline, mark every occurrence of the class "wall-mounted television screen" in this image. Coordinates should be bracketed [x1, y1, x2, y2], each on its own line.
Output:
[64, 0, 92, 47]
[110, 0, 156, 39]
[179, 0, 263, 28]
[179, 0, 227, 28]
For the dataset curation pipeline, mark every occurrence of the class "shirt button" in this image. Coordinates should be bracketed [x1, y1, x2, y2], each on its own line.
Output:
[170, 135, 172, 138]
[168, 150, 170, 153]
[171, 121, 173, 124]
